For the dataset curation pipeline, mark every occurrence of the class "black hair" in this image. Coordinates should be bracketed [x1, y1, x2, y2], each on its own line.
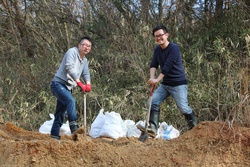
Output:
[152, 25, 168, 36]
[79, 36, 93, 45]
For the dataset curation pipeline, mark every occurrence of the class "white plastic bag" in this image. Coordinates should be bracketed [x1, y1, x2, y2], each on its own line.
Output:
[39, 114, 71, 135]
[89, 109, 106, 138]
[125, 120, 141, 138]
[99, 111, 126, 139]
[39, 114, 54, 134]
[156, 122, 180, 140]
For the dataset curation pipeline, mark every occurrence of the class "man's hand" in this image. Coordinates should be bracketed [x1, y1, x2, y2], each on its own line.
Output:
[85, 84, 92, 92]
[77, 81, 86, 92]
[147, 73, 164, 85]
[147, 78, 158, 85]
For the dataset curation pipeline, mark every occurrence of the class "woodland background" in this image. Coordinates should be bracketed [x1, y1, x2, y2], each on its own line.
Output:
[0, 0, 249, 133]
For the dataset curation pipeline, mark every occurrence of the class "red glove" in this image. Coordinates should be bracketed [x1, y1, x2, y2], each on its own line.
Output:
[85, 84, 92, 92]
[77, 81, 86, 92]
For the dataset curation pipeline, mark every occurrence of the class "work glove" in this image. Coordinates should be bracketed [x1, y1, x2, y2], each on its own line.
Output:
[85, 84, 92, 92]
[77, 81, 86, 92]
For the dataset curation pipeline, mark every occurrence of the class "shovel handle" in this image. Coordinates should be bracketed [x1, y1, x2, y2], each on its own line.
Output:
[149, 84, 155, 96]
[83, 92, 87, 136]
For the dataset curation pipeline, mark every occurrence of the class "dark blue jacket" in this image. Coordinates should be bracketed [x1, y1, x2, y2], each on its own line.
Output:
[150, 42, 187, 86]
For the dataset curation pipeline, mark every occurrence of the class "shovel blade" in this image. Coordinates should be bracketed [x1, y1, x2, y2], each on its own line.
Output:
[138, 131, 149, 142]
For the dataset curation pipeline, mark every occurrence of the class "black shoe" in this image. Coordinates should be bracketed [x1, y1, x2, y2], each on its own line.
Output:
[69, 121, 79, 134]
[51, 135, 60, 140]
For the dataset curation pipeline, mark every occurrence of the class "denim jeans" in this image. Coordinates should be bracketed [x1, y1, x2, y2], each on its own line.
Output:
[151, 84, 193, 114]
[50, 81, 77, 137]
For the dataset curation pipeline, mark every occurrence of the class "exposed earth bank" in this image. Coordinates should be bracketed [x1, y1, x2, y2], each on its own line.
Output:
[0, 121, 249, 167]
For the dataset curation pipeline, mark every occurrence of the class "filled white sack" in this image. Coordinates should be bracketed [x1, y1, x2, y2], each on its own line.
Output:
[39, 113, 71, 135]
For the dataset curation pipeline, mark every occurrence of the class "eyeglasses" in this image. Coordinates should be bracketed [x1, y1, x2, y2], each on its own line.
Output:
[81, 43, 91, 48]
[154, 33, 166, 38]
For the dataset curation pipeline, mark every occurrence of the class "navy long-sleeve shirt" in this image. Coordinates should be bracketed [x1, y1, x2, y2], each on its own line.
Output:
[150, 42, 187, 86]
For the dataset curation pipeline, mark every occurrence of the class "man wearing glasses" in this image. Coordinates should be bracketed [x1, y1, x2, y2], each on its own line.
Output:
[50, 36, 93, 140]
[137, 25, 197, 138]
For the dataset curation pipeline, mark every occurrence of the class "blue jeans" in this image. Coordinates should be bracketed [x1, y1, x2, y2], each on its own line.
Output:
[151, 84, 193, 114]
[50, 81, 77, 137]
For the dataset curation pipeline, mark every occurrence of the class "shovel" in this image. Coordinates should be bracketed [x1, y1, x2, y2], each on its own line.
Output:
[72, 92, 87, 141]
[138, 84, 155, 142]
[83, 92, 87, 136]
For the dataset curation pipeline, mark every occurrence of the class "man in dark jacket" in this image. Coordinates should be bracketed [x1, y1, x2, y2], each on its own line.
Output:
[137, 25, 197, 138]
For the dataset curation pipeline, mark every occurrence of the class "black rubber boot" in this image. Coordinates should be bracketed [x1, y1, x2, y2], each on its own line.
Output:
[69, 121, 79, 134]
[137, 110, 159, 138]
[147, 110, 159, 138]
[184, 112, 197, 130]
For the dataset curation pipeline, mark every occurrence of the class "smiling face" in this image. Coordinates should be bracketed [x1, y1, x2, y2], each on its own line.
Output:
[78, 39, 92, 57]
[153, 29, 169, 48]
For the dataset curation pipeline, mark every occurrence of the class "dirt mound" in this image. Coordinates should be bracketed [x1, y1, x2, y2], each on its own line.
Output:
[0, 121, 249, 167]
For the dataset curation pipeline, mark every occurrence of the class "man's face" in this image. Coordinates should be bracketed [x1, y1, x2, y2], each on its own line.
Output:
[78, 39, 92, 55]
[154, 29, 168, 45]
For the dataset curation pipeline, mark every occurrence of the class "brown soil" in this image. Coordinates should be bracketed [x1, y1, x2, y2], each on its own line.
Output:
[0, 121, 249, 167]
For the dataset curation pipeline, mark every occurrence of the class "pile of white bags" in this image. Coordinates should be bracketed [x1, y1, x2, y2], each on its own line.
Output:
[39, 109, 180, 140]
[89, 109, 180, 140]
[89, 109, 139, 139]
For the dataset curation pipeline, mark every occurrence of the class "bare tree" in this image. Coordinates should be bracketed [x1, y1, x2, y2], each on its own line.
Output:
[215, 0, 223, 19]
[1, 0, 34, 57]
